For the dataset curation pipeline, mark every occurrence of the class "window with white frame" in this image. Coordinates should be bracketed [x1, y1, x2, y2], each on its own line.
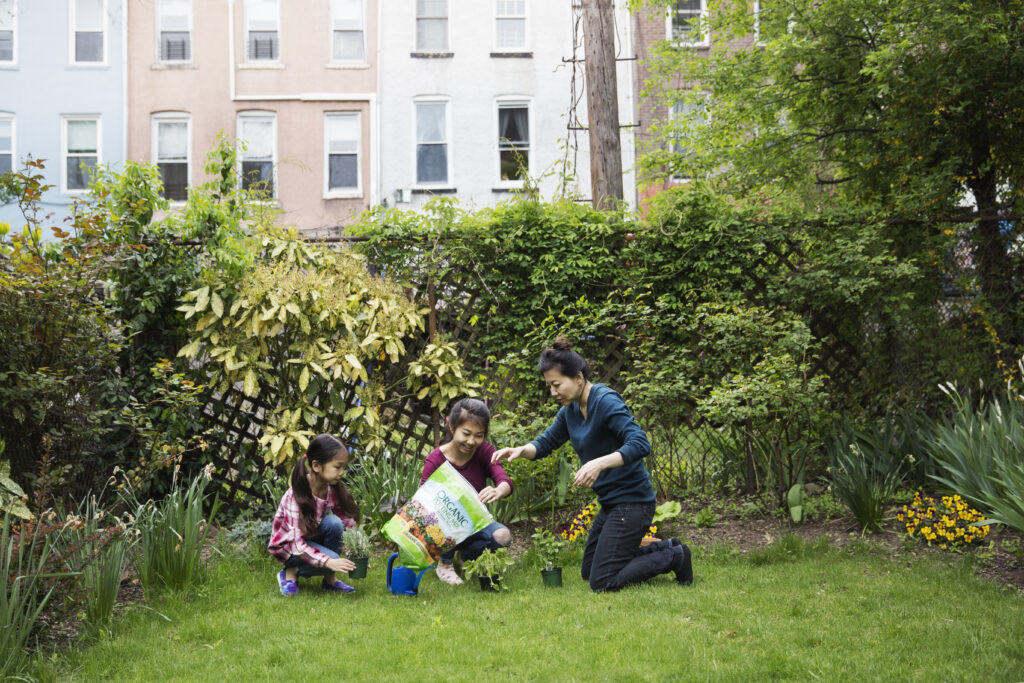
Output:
[415, 101, 448, 184]
[238, 112, 276, 197]
[245, 0, 279, 61]
[0, 116, 13, 175]
[158, 0, 192, 62]
[670, 97, 707, 180]
[330, 0, 364, 62]
[324, 112, 360, 194]
[668, 0, 706, 45]
[497, 103, 529, 182]
[152, 114, 190, 201]
[71, 0, 105, 64]
[63, 116, 100, 192]
[494, 0, 525, 51]
[416, 0, 448, 52]
[0, 0, 16, 64]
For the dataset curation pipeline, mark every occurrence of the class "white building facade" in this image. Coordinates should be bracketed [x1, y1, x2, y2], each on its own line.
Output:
[377, 0, 636, 212]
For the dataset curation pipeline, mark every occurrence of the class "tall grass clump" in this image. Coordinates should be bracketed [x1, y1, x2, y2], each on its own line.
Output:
[0, 515, 62, 678]
[127, 474, 220, 593]
[928, 381, 1024, 533]
[826, 421, 906, 532]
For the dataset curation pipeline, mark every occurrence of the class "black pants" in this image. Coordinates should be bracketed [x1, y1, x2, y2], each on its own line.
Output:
[580, 502, 677, 592]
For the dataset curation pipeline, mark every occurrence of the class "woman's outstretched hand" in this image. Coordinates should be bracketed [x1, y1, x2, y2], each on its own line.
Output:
[492, 444, 531, 464]
[573, 459, 605, 488]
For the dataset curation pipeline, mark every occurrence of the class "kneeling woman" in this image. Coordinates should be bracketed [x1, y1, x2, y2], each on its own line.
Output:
[422, 398, 513, 585]
[493, 337, 692, 592]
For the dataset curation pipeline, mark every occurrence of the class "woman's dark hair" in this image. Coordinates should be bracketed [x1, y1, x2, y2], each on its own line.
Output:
[537, 336, 591, 381]
[440, 398, 491, 445]
[291, 433, 360, 537]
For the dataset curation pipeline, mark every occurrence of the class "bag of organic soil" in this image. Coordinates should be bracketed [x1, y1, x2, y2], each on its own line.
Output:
[382, 461, 494, 571]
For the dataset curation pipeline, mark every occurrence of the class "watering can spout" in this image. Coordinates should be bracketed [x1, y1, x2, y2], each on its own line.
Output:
[386, 552, 435, 596]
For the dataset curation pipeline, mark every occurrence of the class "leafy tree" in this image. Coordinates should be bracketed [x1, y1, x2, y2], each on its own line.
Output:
[639, 0, 1024, 336]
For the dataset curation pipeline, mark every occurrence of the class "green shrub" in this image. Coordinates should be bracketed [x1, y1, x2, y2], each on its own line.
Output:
[126, 474, 220, 593]
[0, 514, 62, 678]
[826, 439, 903, 533]
[927, 382, 1024, 533]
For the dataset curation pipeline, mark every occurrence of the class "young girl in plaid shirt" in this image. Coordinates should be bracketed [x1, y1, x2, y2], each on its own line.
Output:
[268, 434, 362, 596]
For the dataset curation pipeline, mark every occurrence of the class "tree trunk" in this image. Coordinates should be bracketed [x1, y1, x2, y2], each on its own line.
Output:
[582, 0, 623, 210]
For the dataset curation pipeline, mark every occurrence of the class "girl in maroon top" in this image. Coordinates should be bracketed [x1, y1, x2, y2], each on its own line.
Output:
[421, 398, 513, 585]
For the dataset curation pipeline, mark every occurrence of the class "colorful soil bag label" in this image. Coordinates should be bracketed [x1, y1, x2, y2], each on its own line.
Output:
[382, 461, 494, 571]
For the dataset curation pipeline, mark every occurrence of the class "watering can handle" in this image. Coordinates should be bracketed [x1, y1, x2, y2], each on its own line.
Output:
[386, 553, 398, 592]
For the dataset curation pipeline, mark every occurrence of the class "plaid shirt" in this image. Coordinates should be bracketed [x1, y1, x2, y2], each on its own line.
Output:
[267, 487, 355, 567]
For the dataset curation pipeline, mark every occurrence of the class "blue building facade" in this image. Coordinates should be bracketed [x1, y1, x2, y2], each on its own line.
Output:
[0, 0, 124, 233]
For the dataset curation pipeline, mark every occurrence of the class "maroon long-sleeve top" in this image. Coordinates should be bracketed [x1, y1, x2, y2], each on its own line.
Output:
[420, 441, 513, 493]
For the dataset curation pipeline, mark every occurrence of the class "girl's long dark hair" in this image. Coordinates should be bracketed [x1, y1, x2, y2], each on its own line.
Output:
[291, 434, 360, 537]
[439, 398, 491, 445]
[537, 336, 591, 380]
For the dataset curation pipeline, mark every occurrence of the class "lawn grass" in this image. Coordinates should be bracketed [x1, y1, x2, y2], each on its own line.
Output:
[55, 536, 1023, 681]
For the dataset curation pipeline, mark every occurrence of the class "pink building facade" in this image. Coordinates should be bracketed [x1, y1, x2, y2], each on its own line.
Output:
[127, 0, 377, 232]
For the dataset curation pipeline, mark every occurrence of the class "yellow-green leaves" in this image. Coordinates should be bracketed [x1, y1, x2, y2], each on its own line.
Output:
[176, 231, 470, 463]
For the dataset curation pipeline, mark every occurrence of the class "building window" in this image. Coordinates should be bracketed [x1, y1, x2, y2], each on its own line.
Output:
[238, 112, 276, 197]
[63, 116, 100, 192]
[330, 0, 364, 62]
[416, 0, 448, 53]
[158, 0, 192, 62]
[670, 98, 707, 181]
[71, 0, 105, 64]
[0, 116, 13, 175]
[497, 103, 529, 182]
[324, 112, 360, 195]
[415, 101, 448, 185]
[494, 0, 525, 51]
[246, 0, 279, 61]
[668, 0, 707, 45]
[0, 0, 17, 64]
[152, 114, 190, 201]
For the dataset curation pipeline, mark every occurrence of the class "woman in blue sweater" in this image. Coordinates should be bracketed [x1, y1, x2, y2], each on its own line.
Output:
[493, 337, 693, 591]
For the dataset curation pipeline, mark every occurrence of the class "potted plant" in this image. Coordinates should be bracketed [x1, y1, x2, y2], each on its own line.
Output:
[342, 525, 372, 579]
[462, 547, 514, 591]
[531, 528, 566, 587]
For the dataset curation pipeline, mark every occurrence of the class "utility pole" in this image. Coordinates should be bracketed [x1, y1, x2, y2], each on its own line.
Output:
[582, 0, 623, 210]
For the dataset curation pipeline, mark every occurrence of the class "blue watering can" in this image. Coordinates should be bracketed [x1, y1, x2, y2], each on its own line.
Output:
[386, 553, 434, 596]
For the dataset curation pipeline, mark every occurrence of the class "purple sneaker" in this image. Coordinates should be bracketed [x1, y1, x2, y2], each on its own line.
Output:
[322, 578, 356, 593]
[278, 569, 299, 596]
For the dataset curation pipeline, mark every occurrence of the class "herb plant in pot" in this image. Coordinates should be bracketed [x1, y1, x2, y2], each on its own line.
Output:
[531, 528, 566, 587]
[462, 548, 514, 591]
[342, 525, 372, 579]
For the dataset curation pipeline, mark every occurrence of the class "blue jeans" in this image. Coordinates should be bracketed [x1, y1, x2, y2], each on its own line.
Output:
[284, 514, 345, 578]
[580, 502, 676, 592]
[441, 521, 510, 564]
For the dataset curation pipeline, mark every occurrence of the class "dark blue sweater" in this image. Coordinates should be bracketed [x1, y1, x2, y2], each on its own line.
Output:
[530, 383, 655, 506]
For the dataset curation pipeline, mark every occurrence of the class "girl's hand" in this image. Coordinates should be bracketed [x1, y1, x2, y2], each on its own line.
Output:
[326, 557, 356, 573]
[478, 486, 501, 504]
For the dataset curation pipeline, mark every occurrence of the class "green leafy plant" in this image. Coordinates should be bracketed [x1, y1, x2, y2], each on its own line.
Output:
[0, 440, 31, 520]
[462, 547, 515, 590]
[693, 507, 719, 528]
[652, 500, 682, 525]
[826, 441, 903, 533]
[125, 473, 220, 593]
[787, 484, 804, 523]
[0, 513, 67, 678]
[927, 382, 1024, 534]
[530, 528, 566, 571]
[342, 525, 373, 559]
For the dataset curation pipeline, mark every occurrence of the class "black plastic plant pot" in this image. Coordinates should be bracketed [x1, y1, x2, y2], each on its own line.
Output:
[540, 567, 563, 587]
[348, 556, 369, 579]
[478, 574, 501, 591]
